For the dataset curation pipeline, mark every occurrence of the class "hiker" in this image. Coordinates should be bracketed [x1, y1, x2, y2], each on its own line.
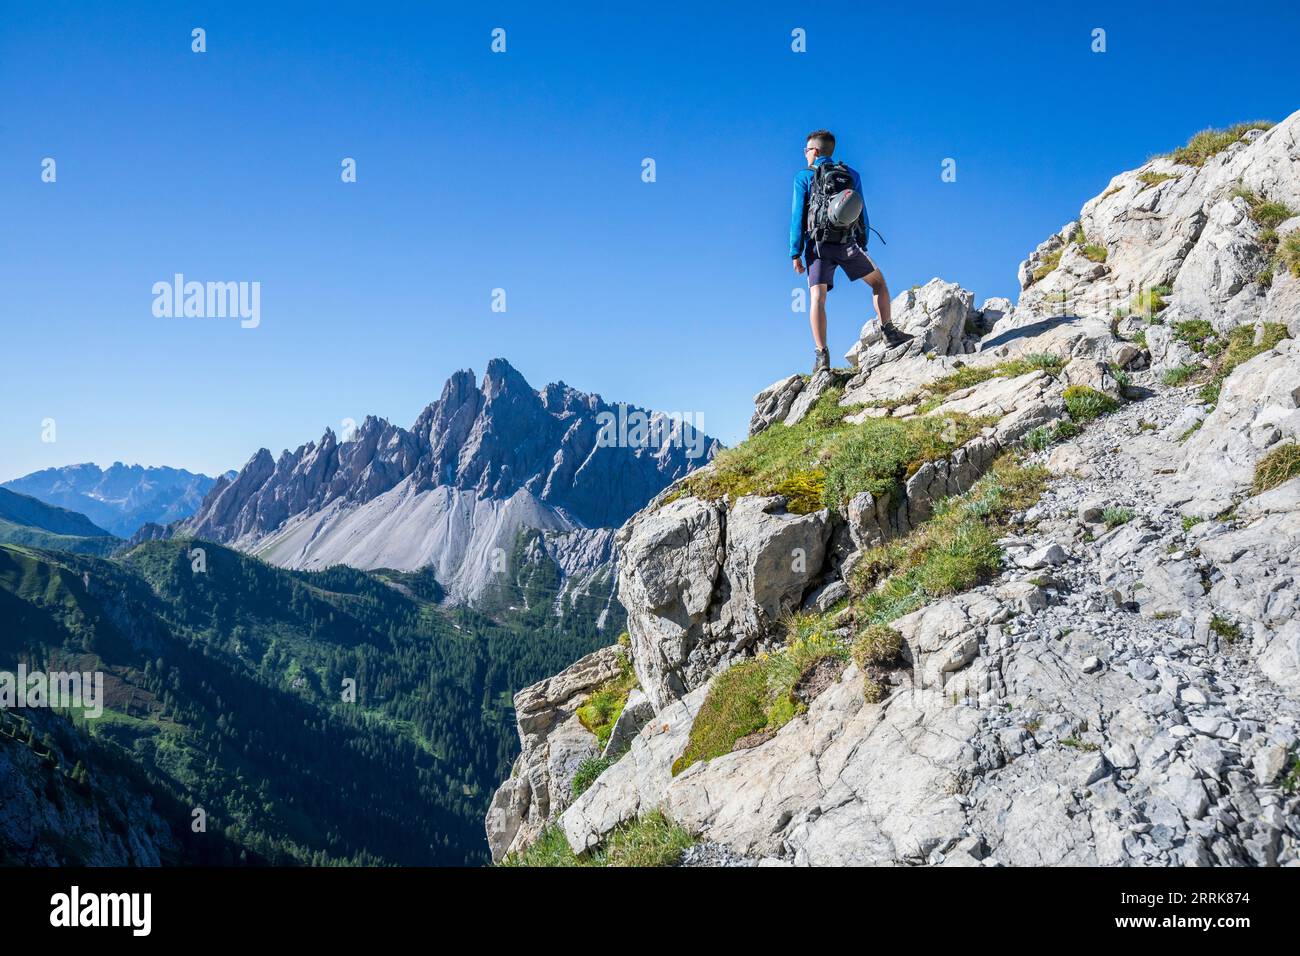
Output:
[791, 129, 912, 373]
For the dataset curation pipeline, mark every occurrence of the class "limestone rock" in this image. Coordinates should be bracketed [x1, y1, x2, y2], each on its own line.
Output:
[484, 644, 625, 861]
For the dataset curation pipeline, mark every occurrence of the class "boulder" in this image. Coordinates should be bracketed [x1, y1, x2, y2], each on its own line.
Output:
[845, 279, 975, 371]
[1164, 338, 1300, 515]
[616, 496, 726, 710]
[1168, 197, 1269, 332]
[749, 374, 804, 437]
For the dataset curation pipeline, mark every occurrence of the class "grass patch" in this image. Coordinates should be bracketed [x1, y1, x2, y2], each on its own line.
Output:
[821, 415, 990, 509]
[1023, 419, 1081, 452]
[1163, 121, 1273, 167]
[499, 825, 582, 867]
[1137, 170, 1177, 188]
[1101, 506, 1134, 529]
[1209, 615, 1242, 644]
[1284, 757, 1300, 795]
[1181, 515, 1204, 532]
[1031, 247, 1063, 283]
[571, 755, 617, 799]
[501, 810, 694, 867]
[575, 647, 638, 749]
[1198, 322, 1289, 406]
[1063, 385, 1120, 421]
[677, 386, 988, 515]
[595, 809, 695, 866]
[671, 615, 848, 776]
[918, 354, 1067, 409]
[1280, 231, 1300, 279]
[850, 457, 1049, 628]
[1132, 285, 1171, 317]
[1161, 363, 1200, 387]
[1232, 184, 1295, 231]
[851, 624, 903, 703]
[1172, 319, 1215, 353]
[1253, 443, 1300, 495]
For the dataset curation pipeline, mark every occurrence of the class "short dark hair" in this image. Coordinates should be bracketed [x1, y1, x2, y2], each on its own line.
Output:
[806, 129, 836, 156]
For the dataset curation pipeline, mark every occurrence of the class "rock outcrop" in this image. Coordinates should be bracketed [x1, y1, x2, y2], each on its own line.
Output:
[485, 645, 627, 861]
[487, 111, 1300, 867]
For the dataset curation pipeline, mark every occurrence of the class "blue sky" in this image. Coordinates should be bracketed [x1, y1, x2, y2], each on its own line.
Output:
[3, 1, 1298, 481]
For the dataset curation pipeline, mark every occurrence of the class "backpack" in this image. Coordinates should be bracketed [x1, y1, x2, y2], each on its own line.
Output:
[806, 161, 865, 246]
[805, 161, 884, 248]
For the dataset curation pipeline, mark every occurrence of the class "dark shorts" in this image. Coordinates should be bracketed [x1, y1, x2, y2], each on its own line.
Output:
[805, 242, 878, 290]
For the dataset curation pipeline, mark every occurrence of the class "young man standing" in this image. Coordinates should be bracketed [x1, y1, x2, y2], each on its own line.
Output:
[791, 129, 911, 373]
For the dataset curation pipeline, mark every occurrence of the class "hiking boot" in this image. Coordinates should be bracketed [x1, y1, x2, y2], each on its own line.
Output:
[812, 348, 830, 375]
[881, 324, 915, 348]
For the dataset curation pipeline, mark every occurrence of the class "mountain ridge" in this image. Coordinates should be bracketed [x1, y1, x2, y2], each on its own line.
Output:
[3, 463, 229, 538]
[178, 357, 718, 607]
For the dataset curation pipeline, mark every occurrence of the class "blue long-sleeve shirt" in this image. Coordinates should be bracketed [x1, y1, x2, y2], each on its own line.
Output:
[789, 155, 863, 258]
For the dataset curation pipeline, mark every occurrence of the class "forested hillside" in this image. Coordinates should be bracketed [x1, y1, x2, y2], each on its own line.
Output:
[0, 537, 609, 865]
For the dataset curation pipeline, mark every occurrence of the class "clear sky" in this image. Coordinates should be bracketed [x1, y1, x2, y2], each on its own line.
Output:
[3, 1, 1298, 481]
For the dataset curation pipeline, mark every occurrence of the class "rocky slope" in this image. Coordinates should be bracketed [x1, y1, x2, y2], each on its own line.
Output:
[4, 463, 226, 538]
[486, 110, 1300, 865]
[178, 358, 717, 608]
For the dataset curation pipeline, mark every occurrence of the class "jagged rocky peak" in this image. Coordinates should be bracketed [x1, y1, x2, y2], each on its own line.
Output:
[177, 359, 717, 604]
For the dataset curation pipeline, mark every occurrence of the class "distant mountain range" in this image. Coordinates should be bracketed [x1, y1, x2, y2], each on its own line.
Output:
[0, 487, 118, 555]
[3, 463, 230, 538]
[178, 357, 718, 614]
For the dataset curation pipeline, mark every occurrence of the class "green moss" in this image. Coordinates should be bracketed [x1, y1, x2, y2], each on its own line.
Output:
[1063, 385, 1120, 421]
[1163, 121, 1273, 167]
[1253, 443, 1300, 495]
[1060, 737, 1100, 752]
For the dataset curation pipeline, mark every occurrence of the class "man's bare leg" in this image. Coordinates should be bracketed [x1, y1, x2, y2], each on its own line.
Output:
[809, 283, 829, 349]
[864, 270, 892, 327]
